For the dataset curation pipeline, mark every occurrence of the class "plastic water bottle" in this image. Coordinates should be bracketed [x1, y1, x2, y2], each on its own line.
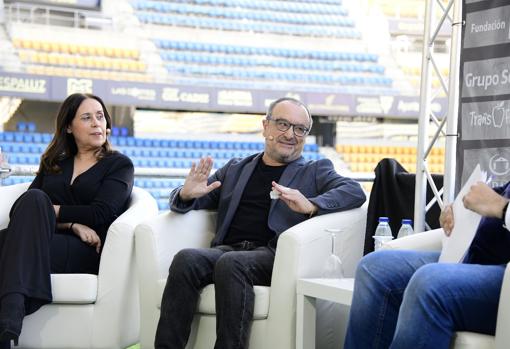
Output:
[397, 219, 414, 239]
[373, 217, 393, 251]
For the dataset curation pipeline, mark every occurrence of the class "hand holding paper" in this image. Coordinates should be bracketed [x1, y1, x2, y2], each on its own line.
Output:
[439, 165, 487, 263]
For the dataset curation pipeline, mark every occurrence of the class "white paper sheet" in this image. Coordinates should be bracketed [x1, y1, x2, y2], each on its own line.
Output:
[438, 165, 487, 263]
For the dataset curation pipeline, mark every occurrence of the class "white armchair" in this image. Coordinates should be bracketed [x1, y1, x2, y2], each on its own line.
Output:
[0, 183, 159, 349]
[135, 204, 367, 349]
[384, 229, 510, 349]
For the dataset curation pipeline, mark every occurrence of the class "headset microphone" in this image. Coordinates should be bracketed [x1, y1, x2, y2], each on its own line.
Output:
[268, 135, 274, 141]
[106, 129, 111, 134]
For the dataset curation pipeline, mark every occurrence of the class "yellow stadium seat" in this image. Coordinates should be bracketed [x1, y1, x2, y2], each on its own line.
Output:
[78, 45, 89, 56]
[87, 46, 97, 56]
[41, 41, 52, 52]
[120, 60, 130, 71]
[95, 46, 106, 56]
[129, 49, 139, 59]
[69, 44, 79, 55]
[84, 57, 95, 68]
[21, 39, 32, 49]
[50, 42, 60, 52]
[12, 38, 22, 48]
[113, 47, 123, 58]
[93, 58, 104, 69]
[35, 52, 48, 64]
[48, 55, 59, 65]
[56, 55, 67, 66]
[111, 60, 122, 70]
[18, 51, 29, 62]
[105, 47, 114, 57]
[75, 56, 85, 67]
[60, 43, 70, 54]
[102, 58, 113, 70]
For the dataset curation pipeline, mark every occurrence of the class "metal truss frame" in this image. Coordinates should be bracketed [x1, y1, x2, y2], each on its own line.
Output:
[414, 0, 462, 231]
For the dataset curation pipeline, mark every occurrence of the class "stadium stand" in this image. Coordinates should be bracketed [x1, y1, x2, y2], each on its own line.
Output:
[11, 37, 150, 82]
[337, 144, 444, 174]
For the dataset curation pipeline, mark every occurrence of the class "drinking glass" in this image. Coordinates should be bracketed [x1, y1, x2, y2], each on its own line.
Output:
[322, 228, 344, 279]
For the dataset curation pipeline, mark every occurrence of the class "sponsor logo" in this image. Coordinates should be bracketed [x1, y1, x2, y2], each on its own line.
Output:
[161, 88, 209, 104]
[217, 90, 253, 107]
[111, 87, 156, 101]
[468, 102, 510, 128]
[67, 78, 93, 95]
[464, 70, 510, 90]
[0, 76, 47, 94]
[309, 94, 350, 113]
[470, 19, 506, 33]
[489, 154, 510, 176]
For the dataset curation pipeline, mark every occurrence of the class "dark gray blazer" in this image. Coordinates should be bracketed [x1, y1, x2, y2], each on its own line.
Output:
[170, 153, 366, 247]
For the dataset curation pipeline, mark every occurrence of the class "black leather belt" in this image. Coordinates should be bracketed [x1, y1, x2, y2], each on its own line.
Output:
[229, 240, 265, 250]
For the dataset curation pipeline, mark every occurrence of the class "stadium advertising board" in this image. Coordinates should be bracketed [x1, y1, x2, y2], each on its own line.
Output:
[5, 0, 100, 10]
[0, 71, 446, 118]
[457, 0, 510, 191]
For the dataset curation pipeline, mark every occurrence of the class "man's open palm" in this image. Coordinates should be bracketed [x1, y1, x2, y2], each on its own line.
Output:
[179, 157, 221, 201]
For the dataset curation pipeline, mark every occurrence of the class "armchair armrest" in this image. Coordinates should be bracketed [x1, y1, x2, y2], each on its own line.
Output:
[93, 186, 158, 345]
[135, 209, 217, 348]
[265, 203, 367, 348]
[495, 263, 510, 349]
[0, 183, 29, 229]
[382, 228, 444, 252]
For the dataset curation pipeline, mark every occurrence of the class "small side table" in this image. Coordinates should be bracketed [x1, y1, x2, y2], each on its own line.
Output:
[296, 278, 355, 349]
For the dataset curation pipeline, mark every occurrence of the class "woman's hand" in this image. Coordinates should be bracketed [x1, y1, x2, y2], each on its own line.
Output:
[440, 204, 454, 237]
[71, 223, 101, 253]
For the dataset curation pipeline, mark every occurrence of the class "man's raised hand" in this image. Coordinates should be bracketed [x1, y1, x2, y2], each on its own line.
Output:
[179, 157, 221, 201]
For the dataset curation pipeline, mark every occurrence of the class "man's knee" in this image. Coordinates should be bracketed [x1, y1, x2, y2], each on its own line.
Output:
[215, 253, 245, 276]
[406, 263, 447, 305]
[356, 250, 400, 278]
[170, 248, 202, 273]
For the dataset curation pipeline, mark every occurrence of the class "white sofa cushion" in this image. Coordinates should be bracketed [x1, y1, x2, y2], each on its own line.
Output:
[453, 331, 495, 349]
[156, 279, 270, 320]
[50, 274, 97, 304]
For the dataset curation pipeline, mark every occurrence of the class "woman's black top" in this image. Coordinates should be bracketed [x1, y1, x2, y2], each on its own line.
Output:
[28, 152, 134, 242]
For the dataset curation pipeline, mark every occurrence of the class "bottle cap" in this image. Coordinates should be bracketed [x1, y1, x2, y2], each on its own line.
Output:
[401, 219, 412, 225]
[378, 217, 389, 222]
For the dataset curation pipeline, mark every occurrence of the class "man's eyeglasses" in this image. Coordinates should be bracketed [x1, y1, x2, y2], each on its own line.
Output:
[268, 118, 310, 137]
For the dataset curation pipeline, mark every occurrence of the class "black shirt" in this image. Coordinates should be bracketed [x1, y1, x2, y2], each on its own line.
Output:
[465, 182, 510, 265]
[223, 158, 287, 245]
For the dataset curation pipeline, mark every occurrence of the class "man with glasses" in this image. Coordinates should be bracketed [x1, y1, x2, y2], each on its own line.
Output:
[155, 97, 366, 349]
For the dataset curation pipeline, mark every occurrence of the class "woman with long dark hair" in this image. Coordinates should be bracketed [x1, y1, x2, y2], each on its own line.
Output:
[0, 93, 134, 347]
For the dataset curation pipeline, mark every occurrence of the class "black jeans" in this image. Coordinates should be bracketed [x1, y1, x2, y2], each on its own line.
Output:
[155, 243, 275, 349]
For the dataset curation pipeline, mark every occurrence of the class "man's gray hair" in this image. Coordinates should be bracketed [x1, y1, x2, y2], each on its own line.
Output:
[266, 97, 313, 130]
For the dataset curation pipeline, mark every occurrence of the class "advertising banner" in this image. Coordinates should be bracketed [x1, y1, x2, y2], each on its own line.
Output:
[457, 0, 510, 192]
[0, 71, 447, 118]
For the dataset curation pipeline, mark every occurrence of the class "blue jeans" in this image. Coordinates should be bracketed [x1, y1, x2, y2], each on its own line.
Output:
[344, 250, 505, 349]
[154, 244, 275, 349]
